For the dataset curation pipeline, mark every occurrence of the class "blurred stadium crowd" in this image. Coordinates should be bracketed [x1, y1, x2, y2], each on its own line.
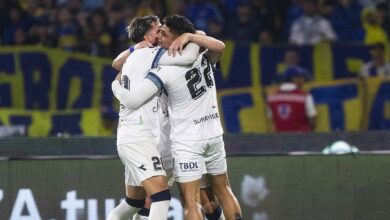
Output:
[1, 0, 390, 137]
[0, 0, 389, 58]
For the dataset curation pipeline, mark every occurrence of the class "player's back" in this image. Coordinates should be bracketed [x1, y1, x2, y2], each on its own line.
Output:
[149, 51, 223, 141]
[117, 47, 164, 145]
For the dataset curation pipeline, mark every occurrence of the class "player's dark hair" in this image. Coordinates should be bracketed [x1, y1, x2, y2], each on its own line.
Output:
[126, 15, 159, 43]
[163, 15, 196, 36]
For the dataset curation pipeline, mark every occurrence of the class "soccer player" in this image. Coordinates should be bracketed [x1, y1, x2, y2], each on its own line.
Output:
[112, 21, 226, 220]
[107, 15, 200, 220]
[112, 15, 242, 220]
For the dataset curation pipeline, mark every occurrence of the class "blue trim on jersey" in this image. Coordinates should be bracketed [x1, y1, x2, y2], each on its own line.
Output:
[151, 48, 167, 68]
[146, 72, 163, 90]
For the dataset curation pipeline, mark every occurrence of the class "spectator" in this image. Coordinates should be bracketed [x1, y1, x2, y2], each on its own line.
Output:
[359, 42, 390, 78]
[376, 1, 390, 40]
[0, 3, 4, 43]
[169, 0, 187, 15]
[258, 30, 274, 45]
[289, 0, 337, 45]
[2, 4, 32, 45]
[273, 0, 295, 41]
[185, 0, 224, 33]
[54, 7, 80, 51]
[274, 50, 312, 83]
[361, 6, 388, 45]
[107, 4, 129, 56]
[135, 0, 155, 17]
[14, 27, 28, 45]
[318, 0, 336, 18]
[82, 0, 104, 11]
[283, 0, 305, 41]
[359, 0, 382, 7]
[150, 0, 168, 19]
[26, 0, 58, 23]
[226, 2, 259, 42]
[28, 19, 56, 47]
[250, 0, 277, 39]
[66, 0, 83, 17]
[267, 68, 317, 132]
[80, 9, 113, 57]
[330, 0, 363, 42]
[208, 19, 225, 39]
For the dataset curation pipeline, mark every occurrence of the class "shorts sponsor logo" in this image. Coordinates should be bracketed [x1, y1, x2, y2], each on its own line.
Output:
[178, 162, 199, 172]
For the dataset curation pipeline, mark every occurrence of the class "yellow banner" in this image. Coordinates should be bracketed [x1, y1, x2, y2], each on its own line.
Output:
[0, 109, 102, 137]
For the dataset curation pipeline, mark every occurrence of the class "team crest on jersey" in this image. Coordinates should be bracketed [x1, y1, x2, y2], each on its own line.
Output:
[277, 104, 291, 119]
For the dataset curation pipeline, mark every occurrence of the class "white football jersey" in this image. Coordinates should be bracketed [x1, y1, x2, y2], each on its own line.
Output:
[117, 47, 164, 145]
[116, 43, 200, 145]
[146, 51, 223, 141]
[157, 92, 171, 157]
[157, 92, 174, 185]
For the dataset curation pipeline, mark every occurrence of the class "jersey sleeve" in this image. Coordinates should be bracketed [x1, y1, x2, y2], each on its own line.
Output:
[145, 65, 173, 91]
[111, 78, 159, 109]
[145, 71, 164, 91]
[158, 43, 200, 67]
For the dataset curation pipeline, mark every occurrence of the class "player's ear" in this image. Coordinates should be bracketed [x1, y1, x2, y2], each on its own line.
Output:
[144, 35, 149, 42]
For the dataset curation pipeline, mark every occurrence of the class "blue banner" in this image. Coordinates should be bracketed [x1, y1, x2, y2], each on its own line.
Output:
[0, 45, 388, 136]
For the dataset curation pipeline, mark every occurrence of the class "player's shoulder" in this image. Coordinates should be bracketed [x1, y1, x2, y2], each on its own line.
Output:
[154, 61, 187, 70]
[155, 64, 188, 75]
[127, 46, 161, 65]
[134, 46, 160, 55]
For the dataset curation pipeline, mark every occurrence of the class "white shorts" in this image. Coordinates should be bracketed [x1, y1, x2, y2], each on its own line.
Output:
[172, 135, 227, 183]
[118, 141, 166, 186]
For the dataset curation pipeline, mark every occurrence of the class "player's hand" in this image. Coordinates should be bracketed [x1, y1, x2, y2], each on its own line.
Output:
[135, 41, 153, 49]
[168, 33, 191, 57]
[115, 72, 122, 83]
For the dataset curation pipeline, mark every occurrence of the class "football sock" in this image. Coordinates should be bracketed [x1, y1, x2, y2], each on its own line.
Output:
[205, 206, 225, 220]
[149, 189, 171, 220]
[132, 208, 150, 220]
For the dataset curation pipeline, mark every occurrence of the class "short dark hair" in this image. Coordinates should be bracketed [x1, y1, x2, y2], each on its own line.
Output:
[126, 15, 159, 43]
[163, 15, 196, 36]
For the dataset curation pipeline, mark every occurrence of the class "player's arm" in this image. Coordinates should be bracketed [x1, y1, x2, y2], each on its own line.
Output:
[112, 41, 153, 71]
[158, 42, 200, 66]
[111, 73, 161, 109]
[112, 50, 130, 71]
[168, 32, 225, 64]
